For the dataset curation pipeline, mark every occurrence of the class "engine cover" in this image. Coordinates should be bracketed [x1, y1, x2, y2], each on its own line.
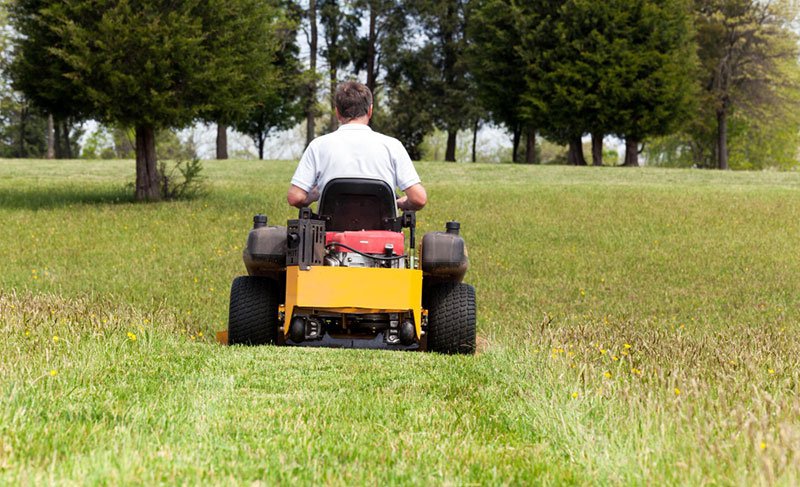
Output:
[326, 230, 404, 255]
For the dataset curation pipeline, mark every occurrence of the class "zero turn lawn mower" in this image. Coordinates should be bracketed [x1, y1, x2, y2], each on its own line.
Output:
[217, 178, 476, 354]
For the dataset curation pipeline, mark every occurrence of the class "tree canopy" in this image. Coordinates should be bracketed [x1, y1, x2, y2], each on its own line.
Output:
[3, 0, 800, 170]
[515, 0, 696, 166]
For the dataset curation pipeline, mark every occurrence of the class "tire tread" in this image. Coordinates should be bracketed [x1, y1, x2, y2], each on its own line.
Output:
[425, 282, 476, 354]
[228, 276, 279, 345]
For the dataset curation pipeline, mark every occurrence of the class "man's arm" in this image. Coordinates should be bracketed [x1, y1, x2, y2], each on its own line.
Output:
[396, 183, 427, 211]
[287, 185, 320, 208]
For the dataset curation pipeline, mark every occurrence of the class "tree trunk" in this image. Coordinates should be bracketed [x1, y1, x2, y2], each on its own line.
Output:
[525, 126, 537, 164]
[135, 125, 161, 201]
[53, 121, 72, 159]
[623, 137, 639, 167]
[306, 0, 318, 146]
[54, 120, 63, 159]
[591, 132, 603, 166]
[511, 125, 521, 163]
[18, 105, 27, 158]
[567, 137, 587, 166]
[445, 130, 457, 162]
[329, 66, 338, 133]
[717, 109, 729, 170]
[366, 6, 377, 96]
[216, 124, 228, 160]
[62, 122, 72, 159]
[46, 114, 55, 159]
[257, 135, 265, 160]
[471, 118, 479, 163]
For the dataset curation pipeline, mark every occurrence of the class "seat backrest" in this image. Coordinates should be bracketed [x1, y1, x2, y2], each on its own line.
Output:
[318, 178, 397, 231]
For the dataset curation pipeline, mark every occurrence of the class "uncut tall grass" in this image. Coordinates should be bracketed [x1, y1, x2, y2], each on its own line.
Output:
[1, 159, 799, 484]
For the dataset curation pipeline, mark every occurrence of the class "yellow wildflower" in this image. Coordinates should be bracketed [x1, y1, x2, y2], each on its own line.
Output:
[768, 369, 775, 375]
[571, 392, 579, 399]
[604, 372, 612, 379]
[50, 369, 57, 377]
[127, 332, 137, 341]
[624, 343, 632, 349]
[674, 388, 681, 396]
[760, 442, 767, 450]
[52, 335, 59, 343]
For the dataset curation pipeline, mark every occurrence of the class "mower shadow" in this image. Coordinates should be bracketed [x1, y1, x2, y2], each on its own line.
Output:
[0, 185, 135, 210]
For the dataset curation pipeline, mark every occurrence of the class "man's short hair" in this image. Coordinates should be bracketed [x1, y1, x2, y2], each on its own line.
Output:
[335, 81, 373, 120]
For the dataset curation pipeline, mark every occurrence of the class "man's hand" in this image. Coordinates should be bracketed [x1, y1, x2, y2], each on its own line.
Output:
[397, 183, 427, 211]
[287, 185, 319, 208]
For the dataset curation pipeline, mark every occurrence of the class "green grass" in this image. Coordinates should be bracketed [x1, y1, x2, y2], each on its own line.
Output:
[1, 158, 799, 484]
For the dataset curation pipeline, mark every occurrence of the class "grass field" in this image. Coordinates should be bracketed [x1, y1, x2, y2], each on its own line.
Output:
[1, 158, 799, 484]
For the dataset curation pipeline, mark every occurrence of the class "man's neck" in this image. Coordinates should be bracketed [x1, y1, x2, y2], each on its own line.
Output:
[340, 115, 370, 126]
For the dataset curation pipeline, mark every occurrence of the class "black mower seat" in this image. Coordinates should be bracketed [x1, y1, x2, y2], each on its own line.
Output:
[318, 178, 397, 232]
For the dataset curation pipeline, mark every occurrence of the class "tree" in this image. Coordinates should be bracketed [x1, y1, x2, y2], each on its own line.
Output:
[606, 0, 696, 167]
[11, 0, 281, 200]
[303, 0, 319, 145]
[319, 0, 361, 133]
[235, 10, 305, 160]
[404, 0, 475, 162]
[695, 0, 798, 169]
[377, 45, 436, 160]
[0, 93, 47, 158]
[0, 4, 48, 158]
[351, 0, 407, 116]
[467, 0, 537, 163]
[519, 0, 695, 167]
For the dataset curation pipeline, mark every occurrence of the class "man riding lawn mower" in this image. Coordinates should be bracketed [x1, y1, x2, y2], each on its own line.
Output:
[222, 178, 477, 354]
[218, 81, 476, 353]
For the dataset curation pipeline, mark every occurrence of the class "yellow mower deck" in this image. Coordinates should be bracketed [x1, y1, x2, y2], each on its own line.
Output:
[217, 266, 423, 345]
[284, 266, 423, 338]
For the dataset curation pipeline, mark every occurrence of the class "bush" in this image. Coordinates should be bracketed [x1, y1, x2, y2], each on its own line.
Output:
[158, 158, 209, 200]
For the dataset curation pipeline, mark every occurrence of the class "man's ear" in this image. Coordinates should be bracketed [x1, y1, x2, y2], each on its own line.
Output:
[335, 107, 344, 123]
[367, 104, 373, 119]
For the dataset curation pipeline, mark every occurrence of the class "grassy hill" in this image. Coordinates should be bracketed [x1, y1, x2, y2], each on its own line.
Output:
[1, 159, 799, 484]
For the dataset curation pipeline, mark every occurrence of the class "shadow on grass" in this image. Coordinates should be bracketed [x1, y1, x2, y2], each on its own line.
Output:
[0, 185, 135, 210]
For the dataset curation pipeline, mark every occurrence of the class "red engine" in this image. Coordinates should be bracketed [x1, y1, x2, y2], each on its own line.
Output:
[326, 230, 404, 254]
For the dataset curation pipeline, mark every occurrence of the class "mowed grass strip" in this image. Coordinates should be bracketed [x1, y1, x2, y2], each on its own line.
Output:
[0, 293, 575, 484]
[1, 159, 799, 484]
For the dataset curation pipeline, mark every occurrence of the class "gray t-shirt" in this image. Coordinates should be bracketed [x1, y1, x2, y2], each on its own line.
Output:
[291, 124, 421, 194]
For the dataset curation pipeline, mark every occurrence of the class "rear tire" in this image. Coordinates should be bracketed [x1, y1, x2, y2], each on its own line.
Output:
[228, 276, 280, 345]
[425, 282, 476, 354]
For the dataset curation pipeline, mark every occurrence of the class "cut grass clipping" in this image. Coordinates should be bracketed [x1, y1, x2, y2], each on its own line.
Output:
[1, 159, 799, 484]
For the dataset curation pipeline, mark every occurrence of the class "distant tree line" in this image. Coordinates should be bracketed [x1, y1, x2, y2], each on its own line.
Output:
[1, 0, 798, 200]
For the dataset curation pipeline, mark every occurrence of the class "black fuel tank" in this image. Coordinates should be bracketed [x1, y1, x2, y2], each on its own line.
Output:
[420, 227, 468, 283]
[243, 225, 287, 276]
